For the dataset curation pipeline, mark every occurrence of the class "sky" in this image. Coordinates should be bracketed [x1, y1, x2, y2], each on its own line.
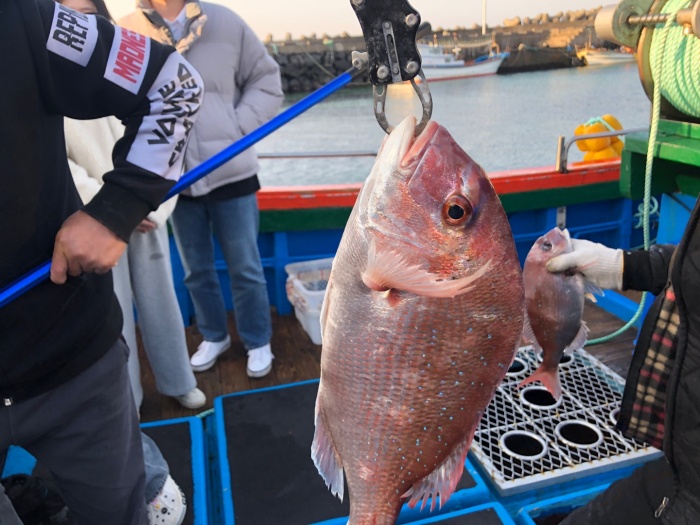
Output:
[104, 1, 606, 40]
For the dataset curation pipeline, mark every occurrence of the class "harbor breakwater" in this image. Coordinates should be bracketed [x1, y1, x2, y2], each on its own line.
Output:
[266, 9, 607, 93]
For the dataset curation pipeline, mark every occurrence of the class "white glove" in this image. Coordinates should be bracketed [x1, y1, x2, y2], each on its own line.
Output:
[546, 238, 624, 290]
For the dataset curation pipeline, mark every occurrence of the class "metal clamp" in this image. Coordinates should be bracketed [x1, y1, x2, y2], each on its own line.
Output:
[350, 0, 433, 135]
[371, 70, 433, 135]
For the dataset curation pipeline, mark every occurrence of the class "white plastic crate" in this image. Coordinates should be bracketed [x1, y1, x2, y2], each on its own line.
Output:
[285, 258, 333, 345]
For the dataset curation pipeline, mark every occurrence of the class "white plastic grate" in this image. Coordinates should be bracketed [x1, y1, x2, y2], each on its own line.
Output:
[470, 346, 663, 496]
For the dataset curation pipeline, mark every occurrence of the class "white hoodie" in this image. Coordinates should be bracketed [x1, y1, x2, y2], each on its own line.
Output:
[64, 116, 178, 226]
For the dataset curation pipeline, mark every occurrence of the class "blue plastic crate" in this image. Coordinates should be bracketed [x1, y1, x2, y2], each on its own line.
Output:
[407, 502, 516, 524]
[141, 417, 209, 525]
[514, 484, 610, 525]
[312, 458, 491, 525]
[1, 417, 208, 525]
[1, 445, 36, 477]
[657, 193, 696, 244]
[214, 380, 491, 525]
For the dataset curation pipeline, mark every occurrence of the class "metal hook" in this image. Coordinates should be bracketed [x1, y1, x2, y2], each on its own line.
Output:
[372, 69, 433, 136]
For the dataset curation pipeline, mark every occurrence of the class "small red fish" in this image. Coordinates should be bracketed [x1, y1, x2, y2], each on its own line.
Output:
[312, 116, 524, 524]
[518, 227, 601, 399]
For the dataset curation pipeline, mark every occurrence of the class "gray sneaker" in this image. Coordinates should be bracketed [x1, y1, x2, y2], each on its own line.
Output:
[174, 387, 206, 409]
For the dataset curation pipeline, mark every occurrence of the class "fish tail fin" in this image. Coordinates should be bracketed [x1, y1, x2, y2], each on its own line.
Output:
[311, 401, 345, 501]
[517, 367, 563, 400]
[402, 434, 472, 512]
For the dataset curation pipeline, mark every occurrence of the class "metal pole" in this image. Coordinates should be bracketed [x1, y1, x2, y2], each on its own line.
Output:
[482, 0, 487, 35]
[0, 69, 358, 308]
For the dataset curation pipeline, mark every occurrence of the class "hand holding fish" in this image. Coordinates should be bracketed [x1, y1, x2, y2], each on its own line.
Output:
[545, 238, 624, 290]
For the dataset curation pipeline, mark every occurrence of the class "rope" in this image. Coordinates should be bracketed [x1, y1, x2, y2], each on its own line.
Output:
[650, 0, 700, 118]
[586, 3, 687, 345]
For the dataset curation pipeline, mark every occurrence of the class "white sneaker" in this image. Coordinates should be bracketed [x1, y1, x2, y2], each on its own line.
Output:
[147, 475, 186, 525]
[246, 344, 274, 378]
[190, 335, 231, 372]
[174, 387, 206, 409]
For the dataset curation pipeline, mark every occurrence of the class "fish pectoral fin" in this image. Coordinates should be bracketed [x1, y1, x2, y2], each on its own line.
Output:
[564, 321, 589, 355]
[402, 435, 470, 512]
[584, 280, 604, 301]
[319, 275, 333, 343]
[311, 405, 345, 501]
[362, 240, 491, 298]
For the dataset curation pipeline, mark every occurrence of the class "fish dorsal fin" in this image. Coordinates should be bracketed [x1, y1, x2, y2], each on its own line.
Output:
[584, 280, 604, 303]
[563, 321, 589, 355]
[311, 398, 345, 501]
[362, 239, 491, 298]
[402, 434, 470, 512]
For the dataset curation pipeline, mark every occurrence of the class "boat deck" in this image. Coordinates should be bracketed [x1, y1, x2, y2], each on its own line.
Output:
[137, 300, 640, 423]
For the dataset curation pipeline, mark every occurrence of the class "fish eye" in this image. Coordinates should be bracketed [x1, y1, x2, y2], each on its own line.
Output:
[541, 240, 553, 252]
[442, 195, 472, 226]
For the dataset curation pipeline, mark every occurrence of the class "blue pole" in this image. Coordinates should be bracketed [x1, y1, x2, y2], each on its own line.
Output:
[0, 71, 355, 308]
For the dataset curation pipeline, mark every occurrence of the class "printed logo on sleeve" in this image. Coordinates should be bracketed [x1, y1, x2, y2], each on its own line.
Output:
[127, 53, 203, 179]
[46, 4, 98, 66]
[104, 28, 151, 94]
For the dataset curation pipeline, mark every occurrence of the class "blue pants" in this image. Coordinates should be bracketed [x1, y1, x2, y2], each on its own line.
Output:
[170, 193, 272, 350]
[0, 341, 148, 524]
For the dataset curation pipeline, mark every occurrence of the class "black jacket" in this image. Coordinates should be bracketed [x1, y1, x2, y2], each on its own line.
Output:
[0, 0, 202, 403]
[619, 197, 700, 522]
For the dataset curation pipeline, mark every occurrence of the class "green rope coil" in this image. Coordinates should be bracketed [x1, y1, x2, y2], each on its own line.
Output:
[650, 0, 700, 118]
[587, 2, 691, 345]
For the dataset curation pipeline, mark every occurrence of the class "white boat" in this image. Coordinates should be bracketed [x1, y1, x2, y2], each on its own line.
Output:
[417, 43, 507, 81]
[580, 48, 636, 66]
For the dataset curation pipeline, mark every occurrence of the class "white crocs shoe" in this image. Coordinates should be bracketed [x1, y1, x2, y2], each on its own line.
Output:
[174, 387, 206, 409]
[246, 344, 274, 378]
[147, 475, 186, 525]
[190, 335, 231, 372]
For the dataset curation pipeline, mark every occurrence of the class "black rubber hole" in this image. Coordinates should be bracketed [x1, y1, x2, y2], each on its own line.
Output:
[558, 422, 600, 446]
[522, 388, 558, 407]
[508, 359, 526, 374]
[503, 433, 545, 457]
[560, 354, 573, 365]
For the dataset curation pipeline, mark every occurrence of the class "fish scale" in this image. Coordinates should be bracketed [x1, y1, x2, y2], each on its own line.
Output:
[312, 117, 524, 524]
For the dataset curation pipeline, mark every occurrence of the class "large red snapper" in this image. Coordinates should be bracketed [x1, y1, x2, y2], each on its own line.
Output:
[518, 227, 598, 399]
[311, 116, 524, 524]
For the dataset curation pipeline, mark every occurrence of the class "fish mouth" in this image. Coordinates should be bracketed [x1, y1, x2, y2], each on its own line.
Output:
[400, 119, 439, 178]
[560, 228, 572, 250]
[363, 117, 440, 251]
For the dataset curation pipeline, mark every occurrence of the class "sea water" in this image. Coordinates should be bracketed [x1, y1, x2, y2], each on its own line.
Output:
[256, 62, 651, 187]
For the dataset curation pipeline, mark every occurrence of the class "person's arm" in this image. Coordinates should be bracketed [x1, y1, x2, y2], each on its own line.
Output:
[622, 244, 676, 295]
[546, 239, 676, 295]
[24, 0, 203, 282]
[233, 17, 284, 134]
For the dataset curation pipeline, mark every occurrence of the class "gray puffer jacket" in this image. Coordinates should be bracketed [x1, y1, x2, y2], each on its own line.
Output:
[120, 0, 284, 197]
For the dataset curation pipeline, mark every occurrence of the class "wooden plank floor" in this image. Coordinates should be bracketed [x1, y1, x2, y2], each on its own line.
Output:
[137, 302, 639, 423]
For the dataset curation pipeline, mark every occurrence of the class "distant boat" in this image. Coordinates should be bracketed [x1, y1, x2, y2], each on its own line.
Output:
[579, 48, 636, 67]
[417, 43, 508, 81]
